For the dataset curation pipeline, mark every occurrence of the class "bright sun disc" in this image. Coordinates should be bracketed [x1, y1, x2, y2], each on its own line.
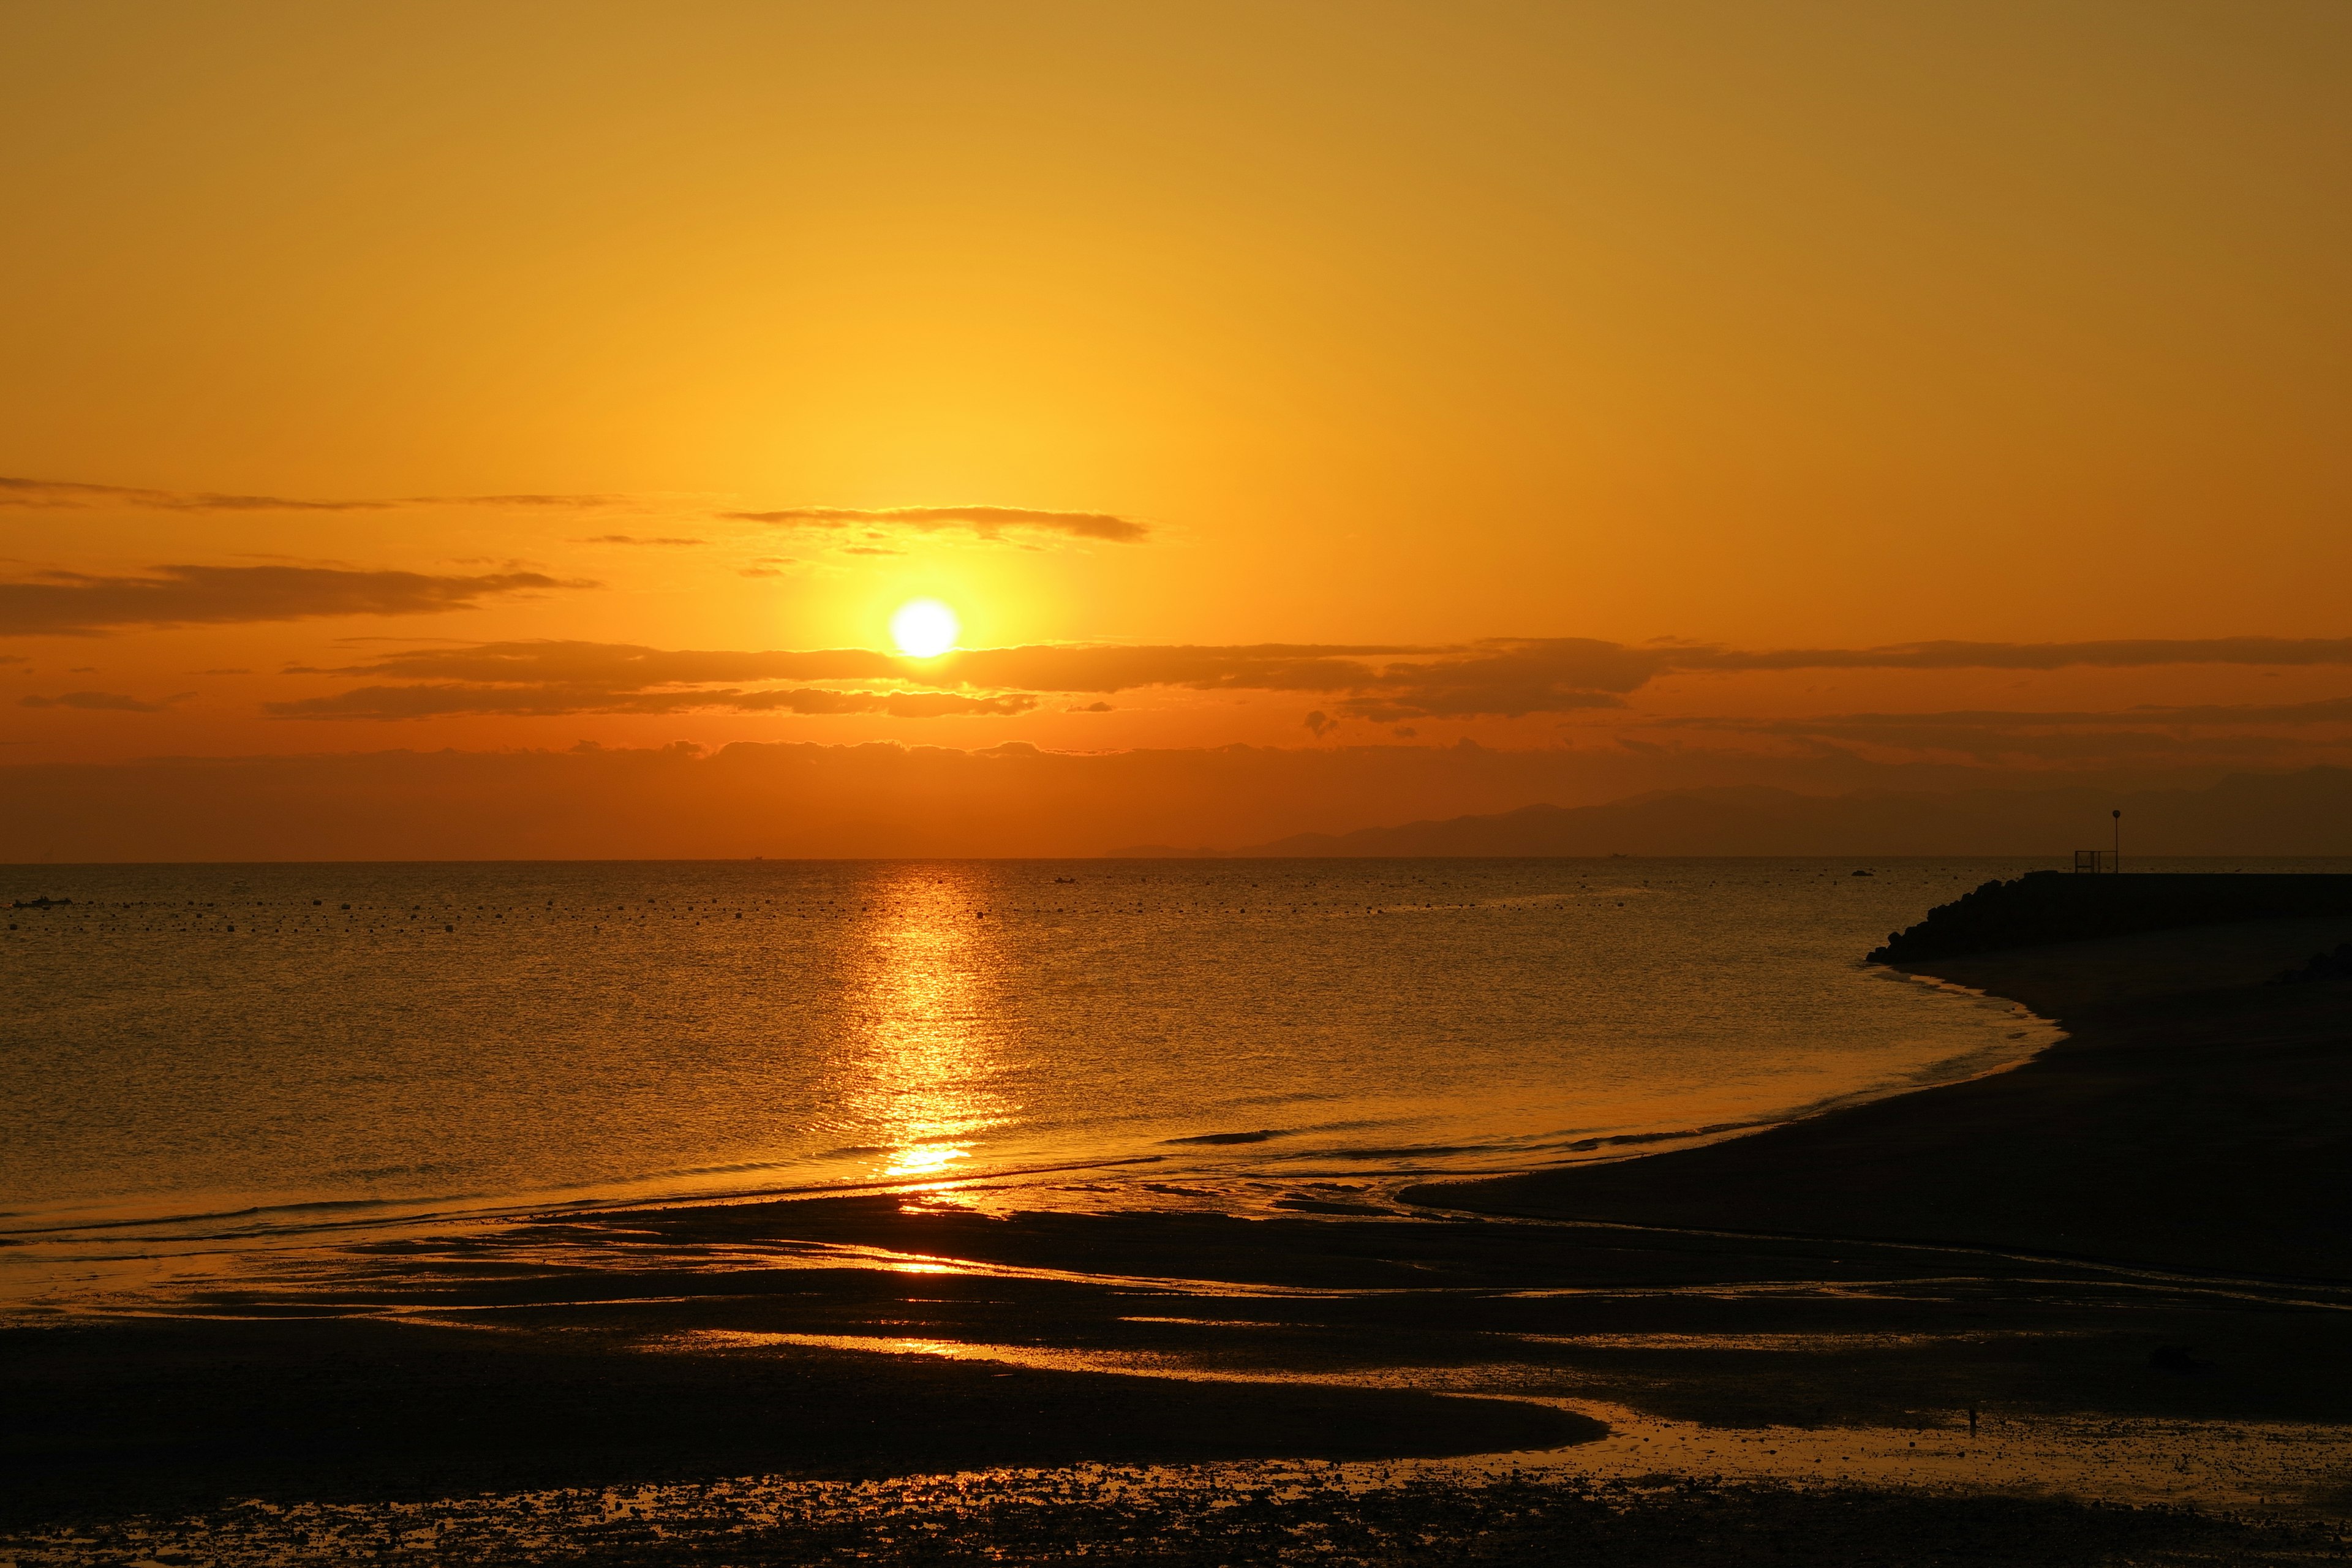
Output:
[890, 598, 960, 658]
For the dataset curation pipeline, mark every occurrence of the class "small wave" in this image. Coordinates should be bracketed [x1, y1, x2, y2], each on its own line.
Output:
[1161, 1129, 1289, 1147]
[0, 1191, 443, 1240]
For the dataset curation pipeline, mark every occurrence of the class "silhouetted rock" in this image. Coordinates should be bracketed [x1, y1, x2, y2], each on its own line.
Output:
[1868, 872, 2352, 963]
[2272, 942, 2352, 984]
[8, 895, 70, 910]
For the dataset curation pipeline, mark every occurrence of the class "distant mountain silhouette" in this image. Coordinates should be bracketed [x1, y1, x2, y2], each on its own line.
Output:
[1118, 767, 2352, 858]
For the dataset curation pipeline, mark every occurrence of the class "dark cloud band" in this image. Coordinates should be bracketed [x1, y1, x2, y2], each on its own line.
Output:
[272, 635, 2352, 726]
[0, 565, 581, 636]
[20, 689, 186, 713]
[266, 682, 1032, 720]
[1679, 637, 2352, 673]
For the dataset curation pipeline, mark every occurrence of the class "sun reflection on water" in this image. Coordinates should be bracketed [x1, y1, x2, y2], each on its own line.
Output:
[845, 872, 1016, 1186]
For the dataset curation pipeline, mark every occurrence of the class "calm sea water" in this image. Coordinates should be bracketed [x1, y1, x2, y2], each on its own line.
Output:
[0, 856, 2117, 1264]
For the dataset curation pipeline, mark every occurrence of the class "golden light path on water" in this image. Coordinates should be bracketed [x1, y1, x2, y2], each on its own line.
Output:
[843, 870, 1014, 1187]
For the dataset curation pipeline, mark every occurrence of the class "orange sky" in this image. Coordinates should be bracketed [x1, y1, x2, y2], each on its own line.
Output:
[4, 2, 2350, 848]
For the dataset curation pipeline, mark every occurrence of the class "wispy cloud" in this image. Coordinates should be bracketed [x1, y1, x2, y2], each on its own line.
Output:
[0, 476, 622, 512]
[21, 689, 189, 712]
[0, 565, 585, 636]
[295, 641, 899, 685]
[4, 476, 1152, 560]
[722, 504, 1149, 544]
[1, 477, 389, 513]
[406, 494, 621, 508]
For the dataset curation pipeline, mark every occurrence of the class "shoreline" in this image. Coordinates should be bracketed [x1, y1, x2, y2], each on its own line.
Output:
[1396, 913, 2352, 1282]
[0, 951, 2056, 1270]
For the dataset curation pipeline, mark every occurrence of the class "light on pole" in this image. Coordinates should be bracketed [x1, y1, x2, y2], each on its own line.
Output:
[2112, 809, 2122, 873]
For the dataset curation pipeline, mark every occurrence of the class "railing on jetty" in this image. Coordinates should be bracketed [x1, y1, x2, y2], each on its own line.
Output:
[1868, 872, 2352, 964]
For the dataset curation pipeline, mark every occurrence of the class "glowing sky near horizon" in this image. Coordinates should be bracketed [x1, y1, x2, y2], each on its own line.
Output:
[3, 1, 2349, 788]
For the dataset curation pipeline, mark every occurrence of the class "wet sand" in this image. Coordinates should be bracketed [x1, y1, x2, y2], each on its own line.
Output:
[12, 1465, 2345, 1567]
[7, 917, 2351, 1562]
[1, 1315, 1589, 1528]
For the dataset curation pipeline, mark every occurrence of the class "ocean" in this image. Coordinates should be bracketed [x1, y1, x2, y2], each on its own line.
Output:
[0, 855, 2105, 1292]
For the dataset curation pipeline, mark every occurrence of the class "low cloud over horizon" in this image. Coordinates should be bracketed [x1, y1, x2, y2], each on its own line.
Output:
[270, 682, 1035, 720]
[10, 566, 2352, 787]
[4, 734, 2347, 863]
[250, 634, 2352, 729]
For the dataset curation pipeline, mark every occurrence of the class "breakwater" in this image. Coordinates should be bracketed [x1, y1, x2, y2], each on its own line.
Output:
[1868, 871, 2352, 963]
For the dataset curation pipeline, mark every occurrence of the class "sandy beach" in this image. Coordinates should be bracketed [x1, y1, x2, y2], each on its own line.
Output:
[7, 913, 2351, 1564]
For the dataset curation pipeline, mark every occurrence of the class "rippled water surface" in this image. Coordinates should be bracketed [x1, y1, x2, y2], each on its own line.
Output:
[0, 856, 2111, 1255]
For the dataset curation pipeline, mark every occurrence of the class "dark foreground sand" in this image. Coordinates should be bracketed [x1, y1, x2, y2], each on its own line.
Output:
[6, 916, 2351, 1564]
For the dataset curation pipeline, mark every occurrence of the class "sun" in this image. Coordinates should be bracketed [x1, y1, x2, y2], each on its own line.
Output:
[889, 598, 960, 659]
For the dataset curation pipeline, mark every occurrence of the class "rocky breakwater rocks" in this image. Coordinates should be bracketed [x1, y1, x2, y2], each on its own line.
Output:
[1869, 870, 2352, 964]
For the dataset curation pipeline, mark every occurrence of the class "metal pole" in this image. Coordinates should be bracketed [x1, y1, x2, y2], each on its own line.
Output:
[2112, 809, 2122, 873]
